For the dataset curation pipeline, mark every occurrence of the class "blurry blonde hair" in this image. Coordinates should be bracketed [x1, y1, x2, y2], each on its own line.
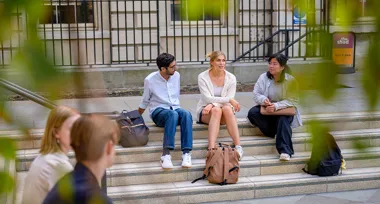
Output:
[206, 51, 226, 69]
[70, 114, 120, 162]
[40, 106, 79, 155]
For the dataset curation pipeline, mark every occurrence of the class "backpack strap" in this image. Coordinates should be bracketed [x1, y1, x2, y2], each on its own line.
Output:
[222, 146, 230, 185]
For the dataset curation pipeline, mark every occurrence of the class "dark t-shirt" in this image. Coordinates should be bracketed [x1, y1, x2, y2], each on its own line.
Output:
[43, 163, 112, 204]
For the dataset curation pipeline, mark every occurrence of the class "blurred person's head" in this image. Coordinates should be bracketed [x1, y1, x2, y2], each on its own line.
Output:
[207, 51, 226, 72]
[70, 114, 120, 168]
[40, 106, 80, 155]
[267, 53, 291, 82]
[156, 53, 176, 76]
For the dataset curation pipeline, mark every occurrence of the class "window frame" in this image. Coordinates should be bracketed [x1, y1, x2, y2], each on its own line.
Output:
[169, 0, 225, 27]
[38, 0, 96, 30]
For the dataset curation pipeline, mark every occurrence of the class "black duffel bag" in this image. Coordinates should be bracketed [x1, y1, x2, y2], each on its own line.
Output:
[116, 110, 149, 147]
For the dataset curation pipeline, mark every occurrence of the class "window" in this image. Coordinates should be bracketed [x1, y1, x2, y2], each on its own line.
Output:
[39, 1, 94, 24]
[171, 0, 221, 21]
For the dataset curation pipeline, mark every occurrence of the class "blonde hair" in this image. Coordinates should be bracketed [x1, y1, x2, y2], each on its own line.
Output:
[206, 51, 226, 69]
[40, 106, 79, 155]
[70, 114, 120, 162]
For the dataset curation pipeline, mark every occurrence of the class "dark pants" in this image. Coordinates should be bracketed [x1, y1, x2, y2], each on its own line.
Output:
[247, 105, 294, 156]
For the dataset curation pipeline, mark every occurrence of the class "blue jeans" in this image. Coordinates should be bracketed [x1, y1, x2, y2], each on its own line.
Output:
[151, 108, 193, 151]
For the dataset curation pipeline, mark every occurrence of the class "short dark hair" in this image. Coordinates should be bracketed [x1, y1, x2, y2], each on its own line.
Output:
[266, 53, 291, 82]
[156, 53, 175, 70]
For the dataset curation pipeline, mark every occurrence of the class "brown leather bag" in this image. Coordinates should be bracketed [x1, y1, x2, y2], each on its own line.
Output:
[260, 105, 296, 116]
[192, 144, 240, 185]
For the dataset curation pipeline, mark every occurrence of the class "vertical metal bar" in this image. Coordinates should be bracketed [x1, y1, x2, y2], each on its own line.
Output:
[156, 0, 160, 58]
[263, 0, 266, 59]
[196, 3, 199, 61]
[189, 0, 192, 62]
[92, 0, 96, 64]
[249, 0, 252, 60]
[211, 4, 214, 51]
[218, 1, 221, 52]
[116, 0, 120, 63]
[226, 0, 229, 60]
[172, 0, 176, 58]
[67, 0, 73, 65]
[180, 0, 184, 61]
[43, 5, 48, 57]
[203, 0, 206, 59]
[100, 0, 105, 64]
[109, 0, 113, 64]
[124, 0, 128, 63]
[298, 1, 301, 57]
[132, 0, 137, 63]
[84, 0, 89, 64]
[149, 0, 152, 63]
[51, 0, 56, 65]
[76, 0, 81, 65]
[165, 0, 169, 53]
[285, 0, 288, 57]
[140, 0, 145, 63]
[234, 0, 237, 60]
[58, 0, 64, 65]
[240, 0, 244, 61]
[277, 0, 280, 53]
[291, 0, 295, 57]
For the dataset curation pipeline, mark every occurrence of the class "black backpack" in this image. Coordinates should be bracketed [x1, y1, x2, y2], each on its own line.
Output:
[116, 110, 149, 147]
[303, 133, 344, 176]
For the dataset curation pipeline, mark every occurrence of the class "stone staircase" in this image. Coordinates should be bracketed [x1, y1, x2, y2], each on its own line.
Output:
[5, 111, 380, 203]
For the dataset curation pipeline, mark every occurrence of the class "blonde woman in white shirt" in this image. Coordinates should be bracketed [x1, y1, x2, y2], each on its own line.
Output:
[22, 106, 80, 204]
[197, 51, 243, 160]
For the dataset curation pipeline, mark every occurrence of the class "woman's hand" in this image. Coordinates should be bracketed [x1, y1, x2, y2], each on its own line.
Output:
[265, 104, 275, 113]
[229, 99, 241, 112]
[202, 104, 214, 115]
[264, 98, 272, 106]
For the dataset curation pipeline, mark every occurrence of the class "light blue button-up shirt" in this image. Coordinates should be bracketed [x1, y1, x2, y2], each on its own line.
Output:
[139, 71, 181, 118]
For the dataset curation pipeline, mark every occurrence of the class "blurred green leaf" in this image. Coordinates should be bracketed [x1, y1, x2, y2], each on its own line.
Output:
[0, 171, 14, 194]
[0, 138, 16, 160]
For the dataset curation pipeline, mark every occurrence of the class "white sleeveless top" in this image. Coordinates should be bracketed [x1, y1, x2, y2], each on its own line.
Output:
[214, 86, 223, 97]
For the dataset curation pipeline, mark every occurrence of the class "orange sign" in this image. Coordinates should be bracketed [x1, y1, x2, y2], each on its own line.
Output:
[332, 32, 355, 67]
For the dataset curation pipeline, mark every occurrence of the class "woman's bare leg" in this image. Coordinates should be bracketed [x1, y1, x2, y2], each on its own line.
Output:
[201, 107, 222, 149]
[221, 105, 240, 146]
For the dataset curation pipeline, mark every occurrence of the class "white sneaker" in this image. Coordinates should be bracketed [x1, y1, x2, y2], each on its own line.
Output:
[235, 145, 243, 161]
[161, 155, 174, 169]
[279, 153, 291, 161]
[181, 153, 192, 168]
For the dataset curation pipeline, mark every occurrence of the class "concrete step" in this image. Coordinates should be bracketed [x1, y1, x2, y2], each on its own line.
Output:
[4, 111, 380, 150]
[105, 167, 380, 203]
[104, 147, 380, 186]
[15, 128, 380, 172]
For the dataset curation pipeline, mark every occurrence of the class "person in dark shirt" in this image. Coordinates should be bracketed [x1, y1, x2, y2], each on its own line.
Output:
[43, 114, 120, 204]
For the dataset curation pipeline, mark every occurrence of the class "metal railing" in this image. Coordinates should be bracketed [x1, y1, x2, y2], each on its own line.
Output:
[0, 0, 329, 66]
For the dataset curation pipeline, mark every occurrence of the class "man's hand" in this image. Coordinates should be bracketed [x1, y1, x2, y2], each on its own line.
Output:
[264, 98, 272, 106]
[138, 107, 145, 115]
[229, 99, 241, 112]
[265, 104, 275, 113]
[202, 104, 213, 115]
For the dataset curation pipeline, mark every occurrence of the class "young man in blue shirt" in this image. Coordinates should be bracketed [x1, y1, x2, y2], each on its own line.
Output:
[138, 53, 193, 169]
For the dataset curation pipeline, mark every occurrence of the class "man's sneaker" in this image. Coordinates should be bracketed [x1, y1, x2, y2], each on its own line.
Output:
[161, 155, 174, 169]
[181, 153, 192, 168]
[235, 145, 243, 161]
[279, 153, 291, 161]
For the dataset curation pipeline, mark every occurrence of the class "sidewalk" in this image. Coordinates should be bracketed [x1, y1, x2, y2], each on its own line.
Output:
[2, 84, 380, 130]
